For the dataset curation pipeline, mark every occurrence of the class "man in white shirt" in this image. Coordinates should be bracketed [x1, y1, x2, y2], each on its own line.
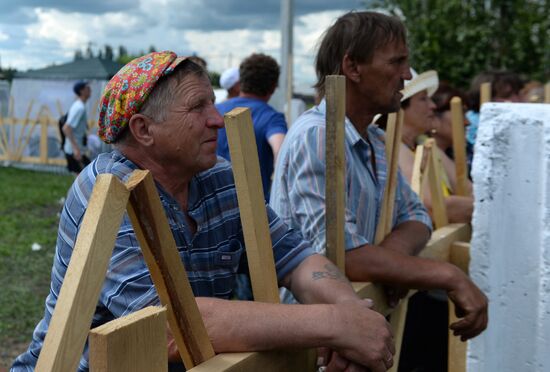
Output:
[63, 80, 91, 173]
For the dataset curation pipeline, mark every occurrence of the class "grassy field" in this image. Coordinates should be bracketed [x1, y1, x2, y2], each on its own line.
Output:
[0, 166, 74, 369]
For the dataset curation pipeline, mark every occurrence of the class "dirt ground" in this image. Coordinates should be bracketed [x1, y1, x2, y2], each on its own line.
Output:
[1, 339, 28, 370]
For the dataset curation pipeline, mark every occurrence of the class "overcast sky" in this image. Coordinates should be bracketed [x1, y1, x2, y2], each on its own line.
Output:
[0, 0, 366, 93]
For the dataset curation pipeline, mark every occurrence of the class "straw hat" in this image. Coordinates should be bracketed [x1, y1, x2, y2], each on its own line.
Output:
[400, 68, 439, 102]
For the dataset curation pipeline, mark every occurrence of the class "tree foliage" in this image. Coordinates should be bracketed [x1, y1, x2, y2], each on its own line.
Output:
[366, 0, 550, 88]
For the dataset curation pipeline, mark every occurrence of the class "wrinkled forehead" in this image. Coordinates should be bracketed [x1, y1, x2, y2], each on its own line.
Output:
[372, 39, 409, 62]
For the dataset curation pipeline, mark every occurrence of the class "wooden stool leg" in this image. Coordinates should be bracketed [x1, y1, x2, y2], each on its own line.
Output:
[448, 301, 467, 372]
[388, 298, 409, 372]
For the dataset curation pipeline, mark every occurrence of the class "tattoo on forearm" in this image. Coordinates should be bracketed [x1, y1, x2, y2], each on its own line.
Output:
[312, 263, 350, 284]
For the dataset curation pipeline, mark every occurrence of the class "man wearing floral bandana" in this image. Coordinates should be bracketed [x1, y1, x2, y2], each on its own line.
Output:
[12, 51, 395, 372]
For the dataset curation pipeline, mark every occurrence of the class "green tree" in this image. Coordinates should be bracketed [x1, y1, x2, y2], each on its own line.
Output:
[104, 45, 114, 61]
[0, 67, 17, 82]
[208, 71, 221, 88]
[366, 0, 550, 88]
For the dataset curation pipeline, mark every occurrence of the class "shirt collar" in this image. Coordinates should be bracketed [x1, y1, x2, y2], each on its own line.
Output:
[317, 99, 367, 147]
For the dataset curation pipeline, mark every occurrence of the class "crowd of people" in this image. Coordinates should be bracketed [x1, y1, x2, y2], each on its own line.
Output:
[12, 8, 542, 372]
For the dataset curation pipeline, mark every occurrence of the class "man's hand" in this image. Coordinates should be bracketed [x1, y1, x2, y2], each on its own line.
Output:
[447, 268, 488, 341]
[384, 285, 409, 308]
[330, 299, 395, 372]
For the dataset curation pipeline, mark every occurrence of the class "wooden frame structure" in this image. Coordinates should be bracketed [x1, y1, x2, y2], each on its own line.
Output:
[0, 101, 66, 166]
[33, 84, 476, 371]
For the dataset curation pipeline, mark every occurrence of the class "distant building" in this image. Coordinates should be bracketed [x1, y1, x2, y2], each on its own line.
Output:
[12, 57, 123, 120]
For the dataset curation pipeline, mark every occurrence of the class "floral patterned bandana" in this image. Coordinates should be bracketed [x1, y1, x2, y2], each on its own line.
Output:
[98, 51, 187, 143]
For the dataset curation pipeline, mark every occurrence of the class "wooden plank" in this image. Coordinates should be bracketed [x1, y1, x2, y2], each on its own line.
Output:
[224, 107, 279, 303]
[411, 143, 425, 197]
[448, 301, 467, 372]
[448, 241, 471, 372]
[383, 110, 404, 234]
[35, 175, 130, 372]
[14, 100, 34, 160]
[450, 241, 470, 274]
[188, 349, 317, 372]
[325, 75, 346, 272]
[89, 306, 168, 372]
[450, 97, 468, 196]
[425, 139, 449, 229]
[15, 106, 45, 161]
[480, 82, 491, 106]
[0, 116, 8, 155]
[20, 156, 66, 166]
[125, 170, 215, 368]
[545, 82, 550, 104]
[375, 111, 400, 245]
[373, 110, 406, 372]
[39, 112, 49, 163]
[388, 299, 409, 372]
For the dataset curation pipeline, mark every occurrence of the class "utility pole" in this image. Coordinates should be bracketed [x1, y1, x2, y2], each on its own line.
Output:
[270, 0, 293, 120]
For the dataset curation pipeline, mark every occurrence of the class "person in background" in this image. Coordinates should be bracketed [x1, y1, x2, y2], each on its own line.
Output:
[465, 70, 524, 151]
[63, 80, 91, 174]
[216, 53, 286, 201]
[219, 67, 240, 99]
[398, 69, 474, 224]
[431, 82, 473, 170]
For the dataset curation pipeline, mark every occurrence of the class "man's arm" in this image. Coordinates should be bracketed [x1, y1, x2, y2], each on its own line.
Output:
[345, 243, 488, 340]
[196, 297, 394, 372]
[379, 220, 430, 256]
[268, 133, 285, 163]
[62, 123, 82, 160]
[167, 254, 394, 371]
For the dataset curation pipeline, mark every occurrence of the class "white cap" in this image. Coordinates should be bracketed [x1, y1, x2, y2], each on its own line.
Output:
[400, 68, 439, 101]
[220, 67, 239, 90]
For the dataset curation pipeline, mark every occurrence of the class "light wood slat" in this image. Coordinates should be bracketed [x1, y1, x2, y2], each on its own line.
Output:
[450, 97, 468, 196]
[425, 139, 449, 229]
[35, 175, 130, 372]
[188, 349, 317, 372]
[89, 306, 168, 372]
[447, 241, 471, 372]
[480, 82, 491, 106]
[224, 107, 280, 303]
[125, 170, 215, 368]
[325, 75, 346, 272]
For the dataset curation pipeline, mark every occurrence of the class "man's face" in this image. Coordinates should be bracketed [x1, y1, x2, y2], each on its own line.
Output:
[355, 40, 412, 115]
[404, 90, 437, 133]
[81, 85, 91, 100]
[150, 74, 224, 174]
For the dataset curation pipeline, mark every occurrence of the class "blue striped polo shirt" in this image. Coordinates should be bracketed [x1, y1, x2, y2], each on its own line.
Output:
[12, 150, 315, 371]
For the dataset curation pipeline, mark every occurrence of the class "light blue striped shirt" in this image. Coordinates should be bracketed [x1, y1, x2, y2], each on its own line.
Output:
[12, 150, 315, 371]
[270, 100, 431, 300]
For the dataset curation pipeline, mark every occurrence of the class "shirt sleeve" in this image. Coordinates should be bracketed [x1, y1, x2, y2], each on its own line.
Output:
[265, 111, 288, 139]
[265, 204, 317, 282]
[285, 125, 369, 254]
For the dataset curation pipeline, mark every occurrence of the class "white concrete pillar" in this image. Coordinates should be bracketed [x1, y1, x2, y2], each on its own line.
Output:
[468, 103, 550, 372]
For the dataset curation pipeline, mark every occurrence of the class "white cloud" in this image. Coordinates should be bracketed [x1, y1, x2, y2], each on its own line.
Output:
[0, 30, 8, 41]
[7, 5, 350, 95]
[25, 8, 142, 53]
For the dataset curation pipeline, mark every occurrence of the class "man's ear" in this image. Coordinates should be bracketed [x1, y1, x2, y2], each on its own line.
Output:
[128, 114, 155, 146]
[342, 54, 361, 83]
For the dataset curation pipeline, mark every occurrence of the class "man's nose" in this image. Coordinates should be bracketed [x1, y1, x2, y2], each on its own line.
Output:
[206, 105, 225, 128]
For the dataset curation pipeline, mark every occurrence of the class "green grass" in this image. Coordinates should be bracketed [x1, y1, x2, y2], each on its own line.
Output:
[0, 167, 74, 367]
